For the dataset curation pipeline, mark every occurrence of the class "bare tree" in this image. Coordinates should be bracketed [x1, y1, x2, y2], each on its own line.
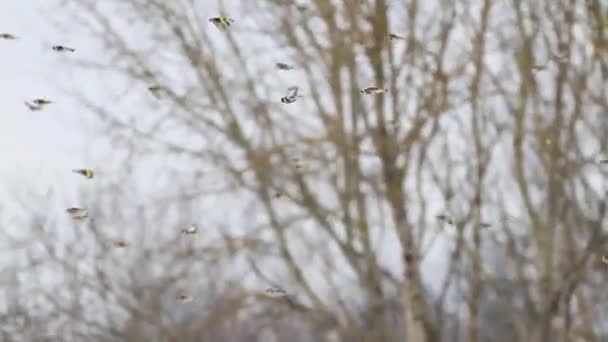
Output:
[3, 0, 607, 341]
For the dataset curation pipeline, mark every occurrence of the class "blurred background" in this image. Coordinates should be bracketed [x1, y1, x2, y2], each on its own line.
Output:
[1, 0, 608, 341]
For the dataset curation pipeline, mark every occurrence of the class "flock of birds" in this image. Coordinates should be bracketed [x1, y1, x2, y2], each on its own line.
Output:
[2, 16, 346, 305]
[4, 12, 606, 306]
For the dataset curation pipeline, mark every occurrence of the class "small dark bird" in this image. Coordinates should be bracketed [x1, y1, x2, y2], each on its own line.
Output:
[72, 169, 94, 179]
[276, 62, 295, 70]
[479, 222, 492, 228]
[273, 192, 289, 199]
[281, 86, 302, 104]
[388, 33, 406, 41]
[113, 240, 129, 248]
[436, 214, 454, 225]
[599, 159, 608, 164]
[181, 224, 198, 235]
[209, 16, 235, 31]
[52, 45, 75, 52]
[602, 255, 608, 265]
[25, 98, 52, 111]
[176, 292, 193, 303]
[264, 286, 288, 298]
[0, 33, 17, 40]
[33, 98, 53, 106]
[360, 87, 389, 95]
[66, 207, 89, 220]
[147, 85, 164, 98]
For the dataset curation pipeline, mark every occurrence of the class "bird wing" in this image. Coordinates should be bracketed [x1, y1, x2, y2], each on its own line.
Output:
[287, 86, 299, 97]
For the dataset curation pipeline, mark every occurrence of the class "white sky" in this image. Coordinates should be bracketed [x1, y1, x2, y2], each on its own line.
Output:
[0, 1, 100, 192]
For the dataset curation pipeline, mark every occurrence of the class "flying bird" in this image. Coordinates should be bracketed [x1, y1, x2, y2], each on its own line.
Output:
[292, 157, 305, 171]
[209, 16, 235, 31]
[360, 87, 389, 95]
[264, 286, 288, 298]
[0, 33, 17, 40]
[388, 33, 406, 41]
[147, 85, 165, 99]
[281, 86, 302, 104]
[25, 98, 53, 111]
[52, 45, 75, 52]
[273, 191, 289, 200]
[66, 207, 89, 220]
[181, 224, 198, 235]
[72, 169, 94, 179]
[436, 214, 454, 225]
[113, 240, 129, 248]
[276, 62, 295, 70]
[176, 292, 193, 303]
[33, 98, 53, 106]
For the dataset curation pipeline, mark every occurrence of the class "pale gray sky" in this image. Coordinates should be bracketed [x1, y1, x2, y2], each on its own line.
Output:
[0, 1, 89, 186]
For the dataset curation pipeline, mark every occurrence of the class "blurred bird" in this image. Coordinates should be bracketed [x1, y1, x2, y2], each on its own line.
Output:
[147, 85, 165, 99]
[66, 207, 89, 220]
[52, 45, 75, 52]
[25, 98, 53, 111]
[33, 98, 53, 106]
[599, 159, 608, 164]
[181, 224, 198, 235]
[360, 87, 389, 95]
[176, 292, 193, 303]
[479, 222, 492, 228]
[532, 64, 548, 71]
[436, 214, 454, 225]
[264, 286, 288, 298]
[209, 16, 234, 31]
[273, 191, 289, 200]
[602, 255, 608, 265]
[0, 33, 17, 40]
[72, 169, 94, 179]
[292, 157, 305, 171]
[281, 86, 302, 104]
[388, 33, 406, 41]
[113, 240, 129, 248]
[276, 62, 295, 70]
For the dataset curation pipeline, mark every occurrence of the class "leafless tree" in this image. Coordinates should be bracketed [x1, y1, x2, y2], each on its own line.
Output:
[4, 0, 608, 341]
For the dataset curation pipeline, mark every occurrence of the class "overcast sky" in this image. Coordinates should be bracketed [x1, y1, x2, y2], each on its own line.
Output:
[1, 1, 83, 184]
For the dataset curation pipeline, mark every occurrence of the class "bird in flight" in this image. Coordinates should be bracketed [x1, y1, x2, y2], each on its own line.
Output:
[436, 214, 454, 225]
[360, 87, 389, 95]
[281, 86, 302, 104]
[72, 169, 94, 179]
[209, 16, 235, 31]
[276, 62, 295, 70]
[52, 45, 75, 52]
[388, 33, 406, 41]
[273, 191, 289, 200]
[147, 85, 166, 99]
[113, 240, 129, 248]
[0, 33, 17, 40]
[176, 292, 193, 303]
[66, 208, 89, 220]
[264, 286, 288, 298]
[181, 224, 199, 235]
[25, 98, 53, 111]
